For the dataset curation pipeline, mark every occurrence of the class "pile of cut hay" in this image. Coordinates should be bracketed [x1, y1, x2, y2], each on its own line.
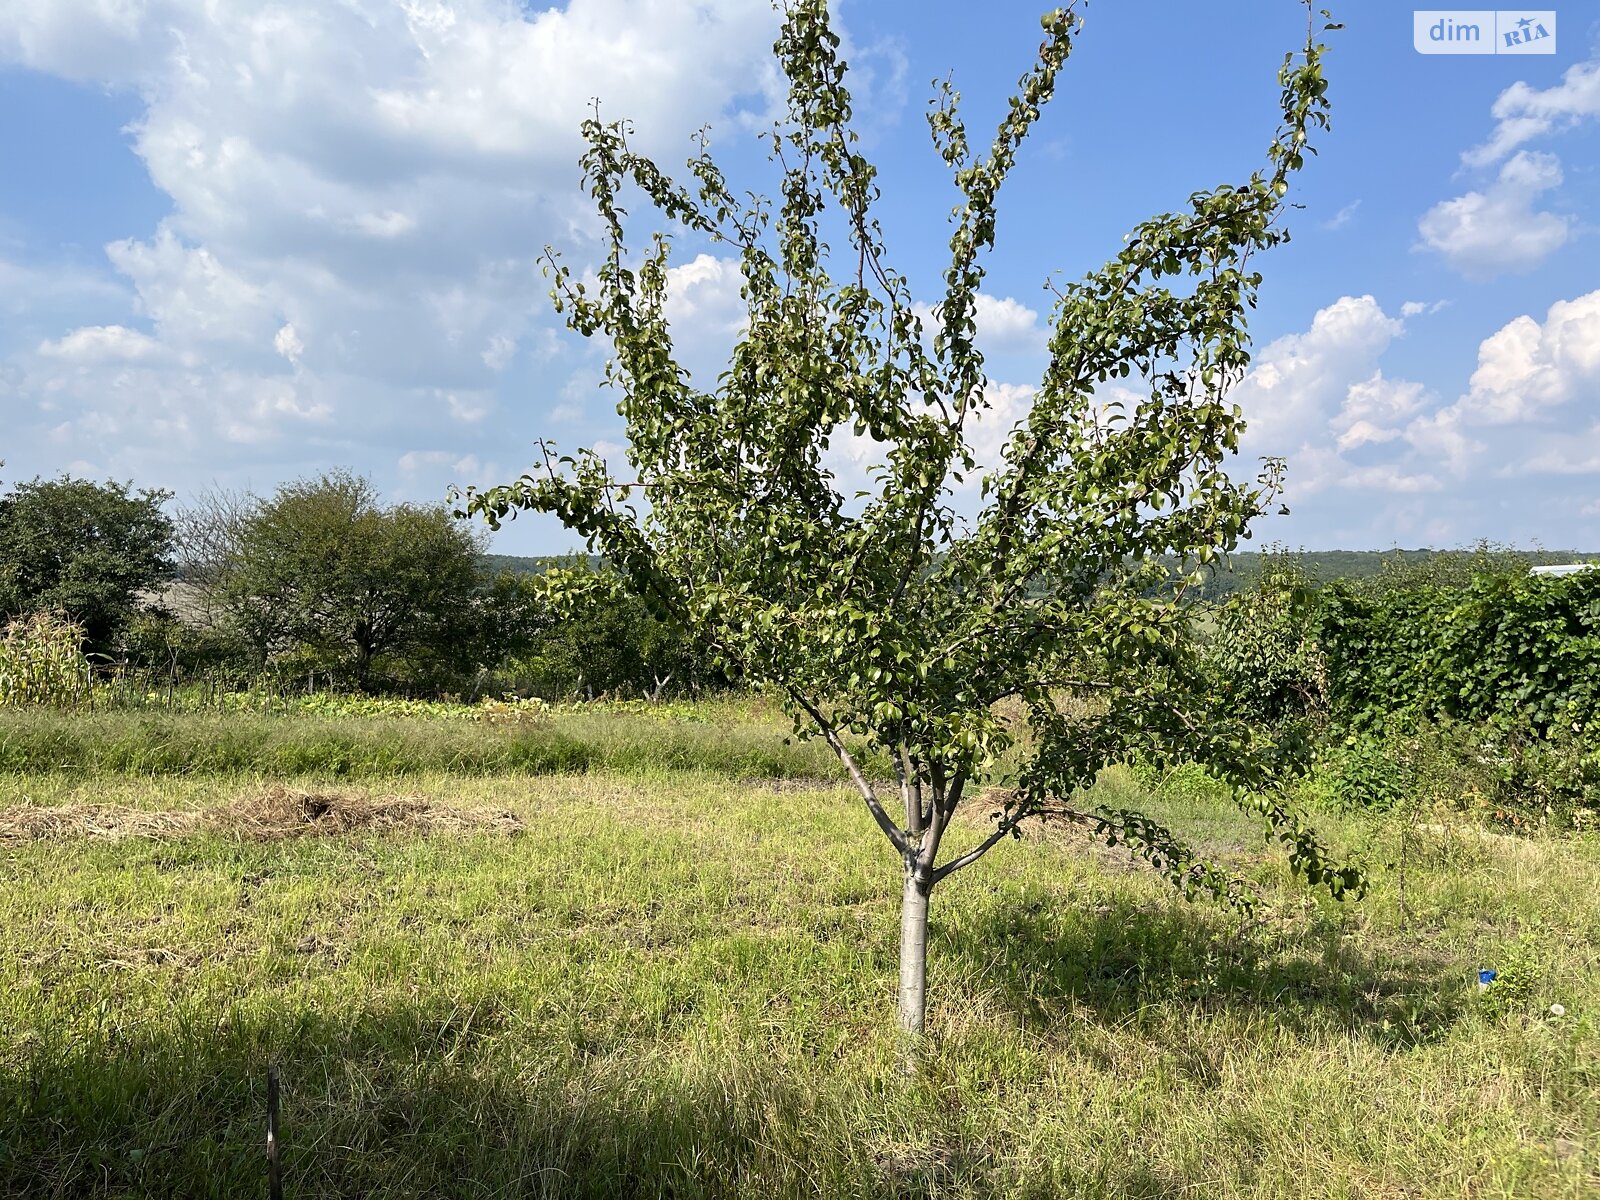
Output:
[0, 786, 522, 845]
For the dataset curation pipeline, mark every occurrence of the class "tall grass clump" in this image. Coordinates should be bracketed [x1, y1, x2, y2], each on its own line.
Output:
[0, 612, 89, 707]
[0, 707, 879, 781]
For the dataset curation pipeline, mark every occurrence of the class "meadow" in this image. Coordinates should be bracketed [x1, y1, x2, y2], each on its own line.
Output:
[1, 699, 1596, 1198]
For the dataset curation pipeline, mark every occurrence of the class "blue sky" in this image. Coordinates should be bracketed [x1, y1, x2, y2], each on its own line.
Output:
[2, 1, 1598, 554]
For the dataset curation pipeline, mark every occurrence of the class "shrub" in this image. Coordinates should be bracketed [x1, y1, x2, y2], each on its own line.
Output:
[1310, 733, 1410, 813]
[1299, 718, 1597, 829]
[1317, 561, 1600, 737]
[0, 475, 174, 654]
[1205, 553, 1328, 729]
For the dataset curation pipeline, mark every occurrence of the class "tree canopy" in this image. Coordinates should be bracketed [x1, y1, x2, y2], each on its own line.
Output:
[464, 0, 1358, 1045]
[0, 474, 174, 654]
[186, 471, 486, 690]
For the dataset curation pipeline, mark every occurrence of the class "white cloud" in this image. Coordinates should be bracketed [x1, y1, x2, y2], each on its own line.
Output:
[1231, 289, 1600, 525]
[1463, 58, 1600, 167]
[1416, 151, 1568, 279]
[912, 293, 1048, 357]
[0, 0, 803, 506]
[1230, 296, 1461, 504]
[1453, 289, 1600, 426]
[1401, 408, 1481, 477]
[395, 449, 499, 495]
[1322, 199, 1360, 230]
[273, 323, 304, 366]
[399, 450, 457, 474]
[106, 227, 279, 349]
[445, 391, 490, 424]
[966, 380, 1037, 471]
[1232, 294, 1406, 457]
[1520, 442, 1600, 476]
[38, 325, 166, 363]
[1333, 374, 1428, 450]
[1399, 300, 1449, 321]
[663, 254, 750, 339]
[350, 211, 418, 240]
[481, 333, 517, 372]
[972, 294, 1047, 353]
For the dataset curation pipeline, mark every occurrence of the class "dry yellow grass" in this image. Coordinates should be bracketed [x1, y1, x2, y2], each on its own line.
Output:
[0, 784, 523, 845]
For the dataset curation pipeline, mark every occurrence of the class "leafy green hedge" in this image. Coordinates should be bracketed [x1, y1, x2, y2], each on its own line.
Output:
[1317, 568, 1600, 736]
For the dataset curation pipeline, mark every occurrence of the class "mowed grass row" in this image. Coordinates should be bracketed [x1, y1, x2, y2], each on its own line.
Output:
[2, 767, 1597, 1198]
[0, 704, 882, 781]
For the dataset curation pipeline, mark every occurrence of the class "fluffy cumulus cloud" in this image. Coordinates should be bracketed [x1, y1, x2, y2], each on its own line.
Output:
[1455, 291, 1600, 424]
[1229, 290, 1600, 545]
[659, 253, 755, 387]
[0, 0, 800, 500]
[1416, 151, 1569, 279]
[1462, 58, 1600, 168]
[911, 293, 1049, 358]
[1445, 290, 1600, 480]
[38, 325, 168, 364]
[1232, 294, 1408, 457]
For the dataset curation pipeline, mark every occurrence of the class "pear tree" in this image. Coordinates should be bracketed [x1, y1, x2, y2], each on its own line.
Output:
[464, 0, 1358, 1050]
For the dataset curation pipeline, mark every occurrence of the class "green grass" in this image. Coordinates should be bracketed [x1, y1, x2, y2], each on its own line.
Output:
[0, 701, 884, 782]
[1, 743, 1597, 1198]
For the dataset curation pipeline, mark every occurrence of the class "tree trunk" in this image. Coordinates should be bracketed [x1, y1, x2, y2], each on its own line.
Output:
[897, 866, 931, 1067]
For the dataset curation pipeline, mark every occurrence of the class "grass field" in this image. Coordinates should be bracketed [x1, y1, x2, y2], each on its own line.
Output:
[0, 698, 878, 781]
[1, 707, 1597, 1198]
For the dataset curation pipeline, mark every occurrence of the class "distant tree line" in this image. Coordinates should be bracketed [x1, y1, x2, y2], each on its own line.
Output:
[0, 469, 723, 698]
[1162, 546, 1595, 603]
[3, 468, 1595, 715]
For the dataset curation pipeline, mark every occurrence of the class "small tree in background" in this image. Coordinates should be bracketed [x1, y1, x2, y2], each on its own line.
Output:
[0, 475, 174, 654]
[174, 485, 283, 671]
[507, 563, 722, 699]
[191, 471, 487, 690]
[1206, 551, 1327, 728]
[466, 0, 1358, 1052]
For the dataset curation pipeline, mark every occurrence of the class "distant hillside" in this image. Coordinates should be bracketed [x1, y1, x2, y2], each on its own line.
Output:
[1175, 548, 1600, 601]
[479, 553, 599, 577]
[479, 548, 1600, 596]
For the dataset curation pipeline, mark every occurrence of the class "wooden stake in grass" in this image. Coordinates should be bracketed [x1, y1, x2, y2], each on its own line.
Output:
[266, 1065, 282, 1200]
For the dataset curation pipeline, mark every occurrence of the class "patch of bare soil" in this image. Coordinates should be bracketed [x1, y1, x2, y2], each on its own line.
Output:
[0, 786, 522, 845]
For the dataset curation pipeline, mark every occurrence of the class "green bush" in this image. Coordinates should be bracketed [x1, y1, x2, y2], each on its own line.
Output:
[1296, 718, 1598, 829]
[1311, 734, 1408, 813]
[1317, 562, 1600, 736]
[1204, 552, 1327, 729]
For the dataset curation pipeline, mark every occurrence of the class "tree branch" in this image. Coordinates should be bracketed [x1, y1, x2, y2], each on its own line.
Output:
[931, 809, 1018, 884]
[788, 686, 908, 854]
